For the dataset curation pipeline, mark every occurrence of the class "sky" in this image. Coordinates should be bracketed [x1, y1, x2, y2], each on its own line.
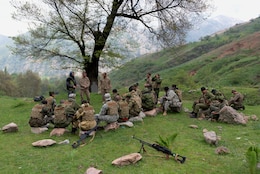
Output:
[0, 0, 260, 36]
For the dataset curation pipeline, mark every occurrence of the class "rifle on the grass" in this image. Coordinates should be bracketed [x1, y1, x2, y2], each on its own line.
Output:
[132, 135, 186, 164]
[72, 126, 97, 148]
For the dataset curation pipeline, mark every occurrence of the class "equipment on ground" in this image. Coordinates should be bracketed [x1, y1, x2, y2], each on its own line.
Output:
[132, 135, 186, 163]
[72, 126, 97, 148]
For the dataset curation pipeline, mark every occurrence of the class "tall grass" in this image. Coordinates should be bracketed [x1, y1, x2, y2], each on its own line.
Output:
[0, 93, 259, 174]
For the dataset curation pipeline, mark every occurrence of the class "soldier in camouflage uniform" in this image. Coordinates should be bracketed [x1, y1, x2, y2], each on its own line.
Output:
[95, 93, 119, 124]
[53, 94, 80, 132]
[45, 91, 56, 116]
[160, 86, 182, 115]
[209, 89, 228, 119]
[73, 102, 97, 134]
[190, 87, 215, 118]
[141, 88, 156, 112]
[228, 89, 245, 110]
[28, 100, 51, 127]
[152, 74, 162, 103]
[125, 86, 143, 122]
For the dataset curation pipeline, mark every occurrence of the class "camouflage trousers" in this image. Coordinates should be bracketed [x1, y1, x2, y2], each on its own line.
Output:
[194, 103, 209, 114]
[95, 114, 119, 124]
[54, 117, 73, 128]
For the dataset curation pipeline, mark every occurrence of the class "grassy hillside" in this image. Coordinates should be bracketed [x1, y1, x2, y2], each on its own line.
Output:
[110, 17, 260, 91]
[0, 94, 260, 174]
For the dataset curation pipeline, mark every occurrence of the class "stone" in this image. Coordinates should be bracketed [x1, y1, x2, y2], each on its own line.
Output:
[32, 139, 56, 147]
[203, 129, 219, 146]
[85, 167, 102, 174]
[50, 128, 67, 136]
[118, 121, 134, 127]
[144, 109, 157, 117]
[218, 106, 247, 125]
[31, 127, 48, 134]
[112, 153, 142, 166]
[104, 122, 119, 132]
[2, 122, 18, 133]
[215, 146, 230, 155]
[189, 125, 198, 129]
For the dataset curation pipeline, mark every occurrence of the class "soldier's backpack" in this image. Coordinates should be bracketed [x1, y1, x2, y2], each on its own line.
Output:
[31, 104, 44, 119]
[53, 105, 67, 124]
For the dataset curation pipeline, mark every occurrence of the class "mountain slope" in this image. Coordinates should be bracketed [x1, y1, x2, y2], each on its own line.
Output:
[110, 17, 260, 89]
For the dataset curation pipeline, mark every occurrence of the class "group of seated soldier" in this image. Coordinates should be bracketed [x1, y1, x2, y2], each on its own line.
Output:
[28, 83, 183, 139]
[190, 87, 245, 120]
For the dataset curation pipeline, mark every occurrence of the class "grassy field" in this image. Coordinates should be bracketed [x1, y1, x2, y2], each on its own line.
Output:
[0, 93, 259, 174]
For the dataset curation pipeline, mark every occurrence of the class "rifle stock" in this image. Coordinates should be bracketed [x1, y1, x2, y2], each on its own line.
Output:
[132, 135, 186, 164]
[72, 126, 97, 148]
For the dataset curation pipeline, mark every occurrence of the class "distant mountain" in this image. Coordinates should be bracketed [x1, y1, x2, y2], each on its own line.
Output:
[0, 15, 245, 77]
[186, 15, 243, 42]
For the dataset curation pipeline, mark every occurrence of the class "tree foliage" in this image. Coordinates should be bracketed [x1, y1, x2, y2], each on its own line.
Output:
[10, 0, 210, 91]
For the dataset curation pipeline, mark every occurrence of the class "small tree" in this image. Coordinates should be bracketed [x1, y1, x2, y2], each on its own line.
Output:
[11, 0, 211, 91]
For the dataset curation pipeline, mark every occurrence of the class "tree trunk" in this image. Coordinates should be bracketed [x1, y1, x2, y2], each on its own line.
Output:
[85, 59, 99, 93]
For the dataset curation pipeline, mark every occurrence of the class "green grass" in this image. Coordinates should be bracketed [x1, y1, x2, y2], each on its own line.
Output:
[0, 93, 260, 174]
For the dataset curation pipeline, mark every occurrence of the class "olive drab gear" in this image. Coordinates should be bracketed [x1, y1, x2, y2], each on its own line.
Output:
[118, 100, 129, 119]
[46, 96, 55, 115]
[107, 101, 119, 115]
[174, 89, 183, 102]
[53, 105, 67, 124]
[77, 104, 97, 131]
[78, 103, 95, 121]
[30, 104, 45, 119]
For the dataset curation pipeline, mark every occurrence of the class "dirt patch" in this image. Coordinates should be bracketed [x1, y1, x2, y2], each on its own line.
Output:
[217, 32, 260, 58]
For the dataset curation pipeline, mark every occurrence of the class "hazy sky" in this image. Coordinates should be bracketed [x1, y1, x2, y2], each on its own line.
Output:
[0, 0, 260, 36]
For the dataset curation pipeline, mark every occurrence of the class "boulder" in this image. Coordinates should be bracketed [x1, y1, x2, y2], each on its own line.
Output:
[112, 153, 142, 166]
[218, 106, 247, 125]
[118, 121, 134, 127]
[2, 122, 18, 133]
[203, 129, 219, 146]
[128, 116, 143, 122]
[50, 128, 67, 136]
[104, 122, 119, 132]
[32, 139, 56, 147]
[31, 127, 48, 134]
[144, 109, 157, 117]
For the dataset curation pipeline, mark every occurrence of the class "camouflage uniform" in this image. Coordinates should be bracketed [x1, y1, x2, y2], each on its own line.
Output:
[28, 103, 50, 127]
[74, 103, 96, 131]
[127, 90, 142, 117]
[228, 90, 244, 110]
[209, 90, 228, 119]
[117, 99, 130, 122]
[152, 74, 162, 103]
[53, 99, 80, 128]
[141, 88, 156, 111]
[95, 97, 119, 124]
[192, 89, 215, 116]
[161, 88, 182, 114]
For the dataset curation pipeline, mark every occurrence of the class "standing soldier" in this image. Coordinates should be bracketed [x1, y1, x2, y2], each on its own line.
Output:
[144, 73, 152, 90]
[66, 71, 77, 97]
[100, 72, 112, 102]
[152, 74, 162, 103]
[79, 71, 91, 103]
[45, 91, 56, 116]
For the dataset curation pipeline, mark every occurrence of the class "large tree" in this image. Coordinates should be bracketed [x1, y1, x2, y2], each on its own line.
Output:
[10, 0, 210, 91]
